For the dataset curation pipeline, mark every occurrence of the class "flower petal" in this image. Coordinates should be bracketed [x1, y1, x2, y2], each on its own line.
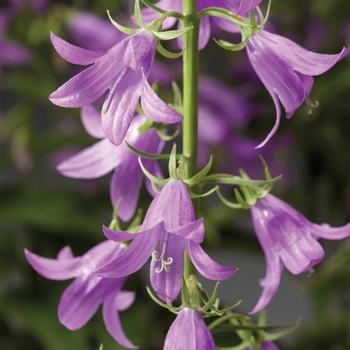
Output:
[311, 222, 350, 240]
[50, 31, 105, 65]
[101, 70, 142, 145]
[80, 104, 105, 139]
[258, 30, 350, 76]
[102, 289, 137, 349]
[25, 249, 82, 280]
[249, 253, 284, 314]
[140, 73, 183, 125]
[58, 276, 120, 330]
[96, 224, 164, 278]
[167, 219, 205, 243]
[57, 138, 123, 178]
[187, 242, 237, 280]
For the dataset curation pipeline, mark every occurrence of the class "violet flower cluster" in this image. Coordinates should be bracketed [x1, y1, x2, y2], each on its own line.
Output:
[24, 0, 350, 348]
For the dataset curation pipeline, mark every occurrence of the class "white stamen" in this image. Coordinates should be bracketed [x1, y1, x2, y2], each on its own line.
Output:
[102, 66, 130, 114]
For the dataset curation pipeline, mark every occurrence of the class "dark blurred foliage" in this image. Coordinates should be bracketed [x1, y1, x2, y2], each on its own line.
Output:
[0, 0, 349, 349]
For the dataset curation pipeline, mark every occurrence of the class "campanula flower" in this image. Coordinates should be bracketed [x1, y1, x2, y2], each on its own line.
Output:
[250, 194, 350, 314]
[48, 30, 182, 145]
[164, 308, 215, 350]
[95, 180, 237, 302]
[246, 29, 349, 148]
[141, 0, 262, 49]
[57, 105, 163, 222]
[25, 241, 137, 349]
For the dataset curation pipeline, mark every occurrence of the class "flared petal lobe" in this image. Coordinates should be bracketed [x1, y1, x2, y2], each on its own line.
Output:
[25, 241, 135, 348]
[246, 29, 349, 148]
[249, 194, 350, 313]
[164, 308, 215, 350]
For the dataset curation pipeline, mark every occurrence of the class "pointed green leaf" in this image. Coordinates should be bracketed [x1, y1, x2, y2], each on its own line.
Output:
[134, 0, 146, 28]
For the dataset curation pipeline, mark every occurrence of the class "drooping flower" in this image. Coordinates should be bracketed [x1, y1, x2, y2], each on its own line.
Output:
[141, 0, 262, 49]
[57, 105, 163, 222]
[95, 179, 237, 302]
[250, 193, 350, 314]
[25, 241, 137, 349]
[245, 29, 350, 148]
[163, 308, 215, 350]
[48, 30, 182, 145]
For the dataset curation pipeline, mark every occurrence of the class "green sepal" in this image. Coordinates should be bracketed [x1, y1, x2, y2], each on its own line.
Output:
[134, 0, 146, 29]
[214, 38, 248, 51]
[152, 26, 193, 40]
[127, 208, 143, 233]
[189, 186, 218, 199]
[107, 10, 140, 35]
[217, 189, 244, 209]
[172, 81, 183, 108]
[181, 276, 191, 308]
[168, 143, 179, 180]
[262, 319, 301, 342]
[125, 140, 174, 160]
[198, 7, 251, 27]
[218, 300, 242, 314]
[138, 157, 169, 186]
[141, 0, 166, 14]
[234, 189, 250, 209]
[155, 126, 180, 141]
[183, 155, 213, 186]
[156, 41, 185, 59]
[199, 282, 221, 314]
[201, 174, 281, 187]
[146, 287, 180, 314]
[109, 198, 123, 230]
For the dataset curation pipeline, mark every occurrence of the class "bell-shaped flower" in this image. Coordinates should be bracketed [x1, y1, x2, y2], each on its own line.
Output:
[95, 179, 237, 302]
[163, 308, 215, 350]
[57, 105, 163, 222]
[25, 240, 137, 349]
[48, 30, 182, 145]
[250, 193, 350, 314]
[141, 0, 262, 49]
[246, 29, 349, 148]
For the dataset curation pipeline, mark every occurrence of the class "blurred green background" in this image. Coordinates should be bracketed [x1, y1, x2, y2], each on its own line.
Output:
[1, 0, 349, 349]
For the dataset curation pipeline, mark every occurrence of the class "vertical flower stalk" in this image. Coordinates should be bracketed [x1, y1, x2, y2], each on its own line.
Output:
[183, 0, 199, 278]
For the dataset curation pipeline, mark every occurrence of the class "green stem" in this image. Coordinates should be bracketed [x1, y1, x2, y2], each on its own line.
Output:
[183, 0, 199, 279]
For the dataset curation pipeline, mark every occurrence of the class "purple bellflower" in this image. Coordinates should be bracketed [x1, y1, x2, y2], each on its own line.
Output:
[163, 308, 215, 350]
[246, 29, 350, 148]
[250, 193, 350, 314]
[57, 105, 163, 222]
[95, 179, 237, 302]
[25, 241, 137, 349]
[141, 0, 262, 49]
[48, 30, 182, 145]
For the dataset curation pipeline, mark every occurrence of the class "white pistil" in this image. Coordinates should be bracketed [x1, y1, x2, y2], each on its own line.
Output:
[151, 235, 173, 273]
[102, 66, 130, 114]
[304, 94, 319, 115]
